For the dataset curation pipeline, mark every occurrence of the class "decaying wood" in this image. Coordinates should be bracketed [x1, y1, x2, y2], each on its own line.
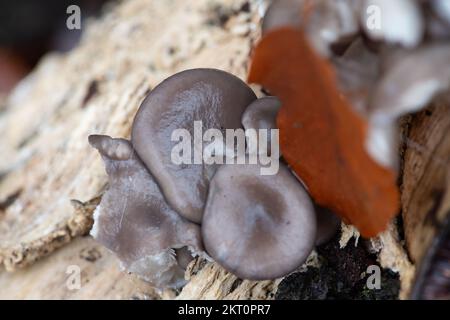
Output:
[1, 196, 100, 271]
[401, 95, 450, 268]
[177, 259, 281, 300]
[0, 0, 445, 299]
[0, 237, 160, 299]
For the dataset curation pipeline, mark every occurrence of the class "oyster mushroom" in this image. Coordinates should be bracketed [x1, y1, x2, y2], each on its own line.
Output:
[304, 0, 360, 56]
[89, 135, 203, 288]
[131, 68, 256, 223]
[241, 96, 281, 156]
[262, 0, 359, 56]
[361, 0, 424, 48]
[370, 44, 450, 118]
[202, 163, 316, 280]
[262, 0, 303, 34]
[242, 97, 280, 131]
[365, 44, 450, 169]
[333, 37, 381, 114]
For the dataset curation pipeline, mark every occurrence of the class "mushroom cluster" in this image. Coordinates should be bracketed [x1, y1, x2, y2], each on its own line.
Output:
[89, 68, 339, 288]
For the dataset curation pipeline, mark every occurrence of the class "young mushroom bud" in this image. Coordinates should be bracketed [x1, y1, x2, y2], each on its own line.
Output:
[241, 96, 281, 157]
[89, 135, 203, 289]
[202, 163, 316, 280]
[88, 134, 133, 160]
[131, 68, 256, 224]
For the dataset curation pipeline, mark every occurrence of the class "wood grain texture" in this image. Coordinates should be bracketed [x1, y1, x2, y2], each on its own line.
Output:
[401, 96, 450, 264]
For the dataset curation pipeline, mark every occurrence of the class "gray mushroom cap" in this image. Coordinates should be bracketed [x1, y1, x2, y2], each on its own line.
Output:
[131, 69, 256, 224]
[241, 96, 281, 157]
[262, 0, 359, 56]
[370, 44, 450, 118]
[262, 0, 303, 34]
[242, 96, 280, 131]
[89, 135, 203, 288]
[88, 134, 133, 160]
[333, 38, 380, 114]
[363, 45, 450, 169]
[202, 163, 316, 280]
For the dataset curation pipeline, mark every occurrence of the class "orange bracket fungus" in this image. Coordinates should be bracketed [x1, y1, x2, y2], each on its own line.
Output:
[248, 27, 399, 237]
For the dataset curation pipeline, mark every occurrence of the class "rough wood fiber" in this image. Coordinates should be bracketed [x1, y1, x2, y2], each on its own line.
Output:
[401, 96, 450, 265]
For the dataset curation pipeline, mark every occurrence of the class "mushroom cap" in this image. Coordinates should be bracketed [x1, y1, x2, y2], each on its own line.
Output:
[89, 135, 203, 288]
[131, 68, 256, 223]
[263, 0, 359, 56]
[241, 96, 281, 156]
[370, 44, 450, 118]
[242, 96, 281, 131]
[333, 38, 380, 115]
[202, 163, 316, 280]
[262, 0, 303, 35]
[88, 134, 133, 160]
[364, 45, 450, 169]
[305, 0, 359, 56]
